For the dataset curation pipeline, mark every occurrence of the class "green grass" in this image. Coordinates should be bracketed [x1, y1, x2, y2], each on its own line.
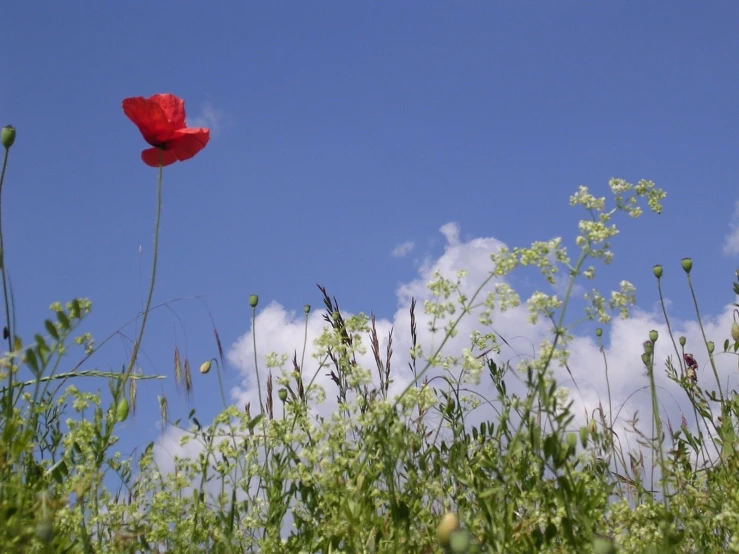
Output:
[2, 142, 739, 554]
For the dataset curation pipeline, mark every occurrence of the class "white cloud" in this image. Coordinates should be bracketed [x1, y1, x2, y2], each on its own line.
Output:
[188, 102, 225, 137]
[391, 241, 415, 258]
[723, 201, 739, 256]
[439, 222, 460, 247]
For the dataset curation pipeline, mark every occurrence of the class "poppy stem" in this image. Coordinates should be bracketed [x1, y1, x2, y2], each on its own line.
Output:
[0, 145, 14, 417]
[126, 151, 164, 376]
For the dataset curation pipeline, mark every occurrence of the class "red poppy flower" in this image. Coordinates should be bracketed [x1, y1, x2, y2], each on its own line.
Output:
[122, 93, 209, 167]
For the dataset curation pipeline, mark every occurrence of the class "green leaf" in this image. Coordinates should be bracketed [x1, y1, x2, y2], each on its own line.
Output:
[44, 319, 59, 340]
[57, 309, 71, 329]
[248, 414, 265, 431]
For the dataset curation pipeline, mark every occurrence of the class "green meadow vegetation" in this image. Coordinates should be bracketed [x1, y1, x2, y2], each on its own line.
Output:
[1, 116, 739, 553]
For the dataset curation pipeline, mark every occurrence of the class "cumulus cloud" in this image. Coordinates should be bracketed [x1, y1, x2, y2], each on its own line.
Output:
[153, 220, 736, 511]
[391, 241, 415, 258]
[723, 201, 739, 256]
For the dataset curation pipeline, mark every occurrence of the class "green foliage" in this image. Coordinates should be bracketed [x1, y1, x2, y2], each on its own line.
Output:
[2, 158, 739, 553]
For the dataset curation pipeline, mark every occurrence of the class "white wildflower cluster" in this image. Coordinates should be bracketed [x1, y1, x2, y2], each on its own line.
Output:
[460, 348, 485, 384]
[526, 291, 563, 324]
[610, 280, 636, 319]
[264, 352, 289, 369]
[425, 269, 468, 334]
[516, 238, 569, 284]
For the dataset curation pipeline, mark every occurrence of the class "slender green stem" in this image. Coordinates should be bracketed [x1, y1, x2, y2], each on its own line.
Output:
[0, 146, 14, 420]
[686, 273, 724, 402]
[252, 306, 264, 415]
[656, 277, 683, 375]
[646, 349, 668, 505]
[126, 155, 164, 377]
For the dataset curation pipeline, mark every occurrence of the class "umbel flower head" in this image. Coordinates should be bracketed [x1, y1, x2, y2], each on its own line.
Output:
[122, 93, 210, 167]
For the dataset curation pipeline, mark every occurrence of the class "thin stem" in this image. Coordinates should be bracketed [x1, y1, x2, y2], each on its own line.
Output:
[125, 155, 164, 376]
[656, 277, 683, 375]
[252, 306, 264, 415]
[686, 273, 724, 402]
[0, 146, 14, 420]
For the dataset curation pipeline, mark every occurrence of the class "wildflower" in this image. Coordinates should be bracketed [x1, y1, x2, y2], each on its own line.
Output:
[122, 93, 209, 167]
[684, 353, 698, 382]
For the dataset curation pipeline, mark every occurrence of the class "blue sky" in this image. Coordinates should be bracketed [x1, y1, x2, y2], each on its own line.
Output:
[2, 3, 739, 484]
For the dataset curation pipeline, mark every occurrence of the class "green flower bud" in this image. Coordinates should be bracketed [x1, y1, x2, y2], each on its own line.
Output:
[593, 536, 616, 554]
[589, 418, 598, 436]
[249, 295, 259, 308]
[641, 352, 651, 366]
[116, 397, 129, 422]
[278, 388, 288, 402]
[732, 322, 739, 343]
[566, 432, 578, 451]
[199, 360, 211, 374]
[707, 341, 715, 354]
[35, 520, 53, 545]
[652, 265, 663, 279]
[649, 329, 658, 342]
[436, 512, 459, 547]
[449, 530, 471, 553]
[681, 257, 693, 274]
[332, 310, 340, 322]
[304, 304, 311, 314]
[679, 336, 686, 347]
[595, 327, 603, 338]
[643, 341, 654, 354]
[579, 425, 589, 448]
[1, 126, 15, 149]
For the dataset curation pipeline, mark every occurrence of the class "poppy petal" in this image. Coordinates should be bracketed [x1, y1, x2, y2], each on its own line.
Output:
[148, 94, 186, 130]
[168, 129, 210, 162]
[141, 147, 179, 167]
[123, 97, 176, 146]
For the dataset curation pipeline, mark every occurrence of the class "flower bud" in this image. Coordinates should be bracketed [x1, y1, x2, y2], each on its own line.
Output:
[595, 327, 603, 338]
[732, 322, 739, 343]
[593, 536, 616, 554]
[436, 512, 459, 547]
[278, 388, 288, 402]
[35, 520, 53, 545]
[1, 125, 15, 149]
[641, 352, 651, 366]
[589, 418, 598, 436]
[566, 433, 578, 453]
[643, 341, 654, 355]
[449, 530, 471, 552]
[249, 295, 259, 308]
[649, 329, 658, 342]
[199, 360, 211, 374]
[304, 304, 311, 314]
[116, 397, 130, 422]
[679, 336, 686, 347]
[681, 258, 693, 274]
[652, 265, 663, 279]
[707, 341, 715, 354]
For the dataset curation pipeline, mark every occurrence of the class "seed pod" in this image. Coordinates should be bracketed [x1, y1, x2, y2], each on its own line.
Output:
[681, 258, 693, 274]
